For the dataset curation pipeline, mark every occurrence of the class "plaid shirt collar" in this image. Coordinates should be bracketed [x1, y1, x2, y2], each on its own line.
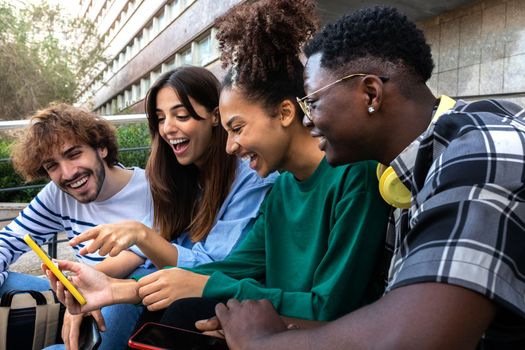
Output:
[390, 97, 462, 197]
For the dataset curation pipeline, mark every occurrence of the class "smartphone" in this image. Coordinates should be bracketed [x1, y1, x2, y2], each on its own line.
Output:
[23, 234, 87, 305]
[78, 315, 102, 350]
[128, 322, 229, 350]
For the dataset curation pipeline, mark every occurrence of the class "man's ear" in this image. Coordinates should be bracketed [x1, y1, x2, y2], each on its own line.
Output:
[362, 75, 384, 113]
[279, 100, 296, 128]
[98, 147, 108, 158]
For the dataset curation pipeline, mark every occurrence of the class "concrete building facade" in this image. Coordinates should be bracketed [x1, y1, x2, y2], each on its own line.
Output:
[421, 0, 525, 107]
[77, 0, 525, 114]
[78, 0, 242, 114]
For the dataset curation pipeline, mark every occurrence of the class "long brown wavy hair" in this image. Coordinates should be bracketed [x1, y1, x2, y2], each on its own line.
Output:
[145, 66, 237, 242]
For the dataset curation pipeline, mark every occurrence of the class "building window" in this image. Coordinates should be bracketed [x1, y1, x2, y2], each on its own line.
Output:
[150, 69, 161, 85]
[178, 47, 192, 66]
[132, 83, 140, 102]
[124, 89, 131, 107]
[169, 0, 182, 20]
[138, 34, 145, 50]
[162, 56, 176, 73]
[132, 37, 139, 56]
[152, 17, 160, 37]
[158, 8, 166, 30]
[117, 95, 123, 111]
[196, 35, 212, 66]
[140, 78, 150, 99]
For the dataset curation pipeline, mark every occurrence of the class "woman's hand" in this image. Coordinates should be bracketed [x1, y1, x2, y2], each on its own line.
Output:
[41, 260, 130, 314]
[70, 220, 152, 257]
[137, 268, 210, 311]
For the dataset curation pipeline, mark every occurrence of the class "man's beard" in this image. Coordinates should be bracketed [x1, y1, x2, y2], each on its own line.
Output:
[60, 154, 106, 203]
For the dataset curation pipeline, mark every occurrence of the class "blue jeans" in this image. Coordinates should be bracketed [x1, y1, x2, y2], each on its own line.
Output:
[0, 271, 50, 295]
[44, 265, 156, 350]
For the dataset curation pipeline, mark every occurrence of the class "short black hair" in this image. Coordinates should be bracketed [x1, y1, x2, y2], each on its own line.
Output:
[304, 6, 434, 82]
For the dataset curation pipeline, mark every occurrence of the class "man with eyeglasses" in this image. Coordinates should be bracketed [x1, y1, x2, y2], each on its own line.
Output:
[201, 6, 525, 349]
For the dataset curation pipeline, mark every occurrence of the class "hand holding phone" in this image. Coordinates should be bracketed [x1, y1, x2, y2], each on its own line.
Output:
[129, 322, 229, 350]
[24, 234, 87, 305]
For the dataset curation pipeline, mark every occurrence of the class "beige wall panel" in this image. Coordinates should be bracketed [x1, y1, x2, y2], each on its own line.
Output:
[439, 18, 461, 71]
[458, 64, 481, 95]
[479, 58, 504, 94]
[438, 69, 459, 96]
[459, 11, 482, 67]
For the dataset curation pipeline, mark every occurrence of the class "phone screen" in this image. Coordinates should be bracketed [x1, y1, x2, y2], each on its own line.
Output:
[128, 322, 229, 350]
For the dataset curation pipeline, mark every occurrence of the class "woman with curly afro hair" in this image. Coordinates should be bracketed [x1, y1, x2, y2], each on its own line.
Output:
[145, 0, 390, 332]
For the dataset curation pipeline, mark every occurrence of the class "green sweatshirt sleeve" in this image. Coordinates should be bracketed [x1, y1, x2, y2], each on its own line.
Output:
[296, 190, 388, 320]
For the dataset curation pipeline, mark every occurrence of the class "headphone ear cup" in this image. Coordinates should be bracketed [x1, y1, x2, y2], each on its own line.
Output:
[378, 166, 412, 209]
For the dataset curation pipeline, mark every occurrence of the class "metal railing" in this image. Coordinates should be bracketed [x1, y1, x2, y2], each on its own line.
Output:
[0, 114, 147, 130]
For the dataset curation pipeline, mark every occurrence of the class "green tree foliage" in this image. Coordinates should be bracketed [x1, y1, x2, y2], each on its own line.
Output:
[116, 122, 151, 171]
[0, 1, 106, 120]
[0, 140, 44, 203]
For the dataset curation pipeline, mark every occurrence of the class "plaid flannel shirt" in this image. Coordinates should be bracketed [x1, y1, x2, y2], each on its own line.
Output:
[384, 99, 525, 346]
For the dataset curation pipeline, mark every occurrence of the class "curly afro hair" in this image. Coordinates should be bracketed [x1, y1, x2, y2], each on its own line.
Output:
[215, 0, 319, 113]
[304, 6, 434, 82]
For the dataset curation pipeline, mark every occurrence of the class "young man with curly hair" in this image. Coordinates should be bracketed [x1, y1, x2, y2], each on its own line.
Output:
[204, 6, 525, 349]
[0, 103, 153, 348]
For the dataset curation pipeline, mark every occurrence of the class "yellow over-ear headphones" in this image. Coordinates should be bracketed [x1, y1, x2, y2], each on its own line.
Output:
[377, 95, 457, 208]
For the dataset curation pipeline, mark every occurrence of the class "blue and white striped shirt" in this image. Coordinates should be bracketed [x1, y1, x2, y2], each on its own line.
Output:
[0, 167, 152, 286]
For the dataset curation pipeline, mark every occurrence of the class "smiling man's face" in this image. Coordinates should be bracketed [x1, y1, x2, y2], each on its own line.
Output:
[42, 141, 107, 203]
[303, 53, 375, 165]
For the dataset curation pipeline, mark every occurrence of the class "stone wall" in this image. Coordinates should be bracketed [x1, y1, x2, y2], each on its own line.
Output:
[418, 0, 525, 106]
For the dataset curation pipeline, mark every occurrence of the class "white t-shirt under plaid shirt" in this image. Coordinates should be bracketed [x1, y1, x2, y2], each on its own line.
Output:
[385, 99, 525, 347]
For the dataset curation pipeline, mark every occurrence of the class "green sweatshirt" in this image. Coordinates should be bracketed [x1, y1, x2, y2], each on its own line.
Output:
[190, 158, 389, 321]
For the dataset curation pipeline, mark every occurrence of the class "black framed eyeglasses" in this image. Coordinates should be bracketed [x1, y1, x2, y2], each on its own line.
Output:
[297, 73, 389, 121]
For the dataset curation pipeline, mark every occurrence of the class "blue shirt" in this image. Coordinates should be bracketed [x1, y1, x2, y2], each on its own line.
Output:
[133, 160, 277, 268]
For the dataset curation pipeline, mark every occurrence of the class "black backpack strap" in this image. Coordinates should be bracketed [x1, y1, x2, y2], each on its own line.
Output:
[0, 289, 48, 307]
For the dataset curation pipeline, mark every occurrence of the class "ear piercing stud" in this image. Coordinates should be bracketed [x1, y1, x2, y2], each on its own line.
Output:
[368, 105, 375, 114]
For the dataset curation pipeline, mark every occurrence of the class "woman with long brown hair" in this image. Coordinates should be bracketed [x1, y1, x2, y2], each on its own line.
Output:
[51, 66, 276, 350]
[74, 66, 276, 271]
